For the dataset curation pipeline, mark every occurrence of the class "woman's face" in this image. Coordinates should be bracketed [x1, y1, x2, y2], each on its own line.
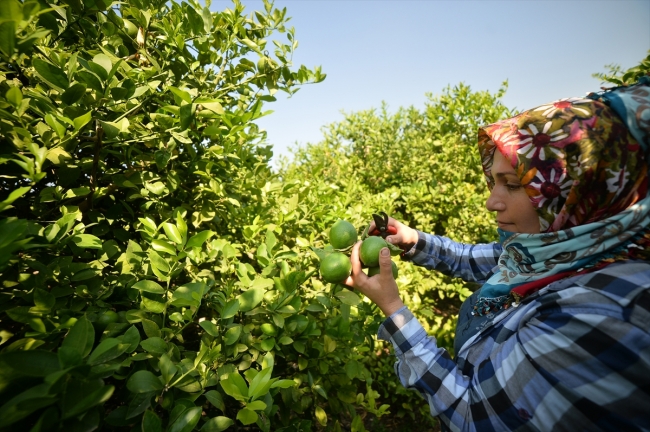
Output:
[486, 150, 540, 234]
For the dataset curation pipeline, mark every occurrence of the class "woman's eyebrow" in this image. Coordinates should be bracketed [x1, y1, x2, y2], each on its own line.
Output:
[493, 171, 518, 178]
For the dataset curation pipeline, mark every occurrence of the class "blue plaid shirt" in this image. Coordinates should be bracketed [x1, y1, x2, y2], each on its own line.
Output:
[380, 232, 650, 431]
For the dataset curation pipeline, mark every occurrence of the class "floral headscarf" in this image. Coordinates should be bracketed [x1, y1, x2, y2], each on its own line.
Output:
[472, 79, 650, 316]
[478, 97, 647, 233]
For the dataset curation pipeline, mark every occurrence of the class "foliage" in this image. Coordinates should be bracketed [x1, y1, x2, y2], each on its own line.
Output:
[592, 50, 650, 87]
[278, 83, 514, 427]
[0, 0, 364, 430]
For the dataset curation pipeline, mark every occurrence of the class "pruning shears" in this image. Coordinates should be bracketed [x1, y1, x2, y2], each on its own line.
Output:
[370, 211, 397, 239]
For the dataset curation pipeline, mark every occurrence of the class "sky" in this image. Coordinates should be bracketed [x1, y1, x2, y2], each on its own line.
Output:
[211, 0, 650, 165]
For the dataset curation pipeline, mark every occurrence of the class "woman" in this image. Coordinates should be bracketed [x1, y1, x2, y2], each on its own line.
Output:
[346, 80, 650, 431]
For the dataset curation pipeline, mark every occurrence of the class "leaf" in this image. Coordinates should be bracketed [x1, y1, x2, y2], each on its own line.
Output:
[6, 87, 22, 108]
[315, 406, 327, 426]
[171, 282, 206, 307]
[168, 86, 192, 103]
[204, 391, 225, 412]
[162, 222, 183, 244]
[121, 325, 141, 353]
[131, 280, 165, 294]
[185, 230, 213, 248]
[224, 325, 241, 345]
[61, 83, 86, 105]
[1, 350, 60, 377]
[159, 354, 177, 384]
[220, 299, 239, 319]
[73, 111, 92, 131]
[33, 58, 69, 91]
[140, 337, 167, 354]
[70, 234, 102, 249]
[200, 416, 234, 432]
[87, 338, 128, 365]
[248, 367, 272, 400]
[236, 286, 264, 312]
[151, 239, 176, 255]
[0, 21, 16, 57]
[62, 385, 114, 419]
[236, 408, 258, 425]
[199, 320, 219, 337]
[168, 406, 202, 432]
[247, 400, 266, 411]
[0, 186, 30, 212]
[127, 370, 163, 393]
[142, 410, 162, 432]
[270, 379, 295, 389]
[220, 374, 247, 401]
[336, 290, 361, 306]
[61, 315, 94, 358]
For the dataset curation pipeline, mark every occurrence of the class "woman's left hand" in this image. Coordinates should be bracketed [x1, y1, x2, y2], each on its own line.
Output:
[344, 241, 405, 317]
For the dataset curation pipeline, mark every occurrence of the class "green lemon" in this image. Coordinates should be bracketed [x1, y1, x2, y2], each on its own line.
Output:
[359, 236, 388, 267]
[367, 260, 398, 278]
[329, 220, 358, 250]
[96, 310, 119, 330]
[320, 252, 352, 283]
[260, 323, 278, 336]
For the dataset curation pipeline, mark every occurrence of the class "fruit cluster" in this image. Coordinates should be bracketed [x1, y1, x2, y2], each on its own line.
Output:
[315, 219, 399, 284]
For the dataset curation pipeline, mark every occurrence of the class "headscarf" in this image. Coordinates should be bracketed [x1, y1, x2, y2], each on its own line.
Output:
[473, 78, 650, 316]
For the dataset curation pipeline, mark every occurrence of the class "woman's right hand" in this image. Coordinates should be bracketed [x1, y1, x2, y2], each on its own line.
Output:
[368, 217, 418, 251]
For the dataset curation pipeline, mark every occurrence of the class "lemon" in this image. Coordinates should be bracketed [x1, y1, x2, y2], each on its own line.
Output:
[96, 310, 119, 330]
[359, 236, 388, 267]
[329, 220, 358, 250]
[367, 261, 398, 278]
[320, 252, 352, 283]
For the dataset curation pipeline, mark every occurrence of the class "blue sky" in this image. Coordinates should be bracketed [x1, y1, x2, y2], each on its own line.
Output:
[212, 1, 650, 164]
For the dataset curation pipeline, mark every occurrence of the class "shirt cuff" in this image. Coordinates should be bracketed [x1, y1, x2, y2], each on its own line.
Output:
[377, 306, 428, 356]
[400, 230, 427, 261]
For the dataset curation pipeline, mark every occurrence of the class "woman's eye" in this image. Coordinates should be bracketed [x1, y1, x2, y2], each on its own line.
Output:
[506, 184, 521, 191]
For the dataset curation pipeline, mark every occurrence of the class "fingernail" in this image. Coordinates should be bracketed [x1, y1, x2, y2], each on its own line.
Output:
[386, 236, 393, 243]
[381, 248, 389, 256]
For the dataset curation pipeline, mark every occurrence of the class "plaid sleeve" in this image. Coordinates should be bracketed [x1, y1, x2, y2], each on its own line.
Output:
[402, 231, 501, 283]
[378, 263, 650, 431]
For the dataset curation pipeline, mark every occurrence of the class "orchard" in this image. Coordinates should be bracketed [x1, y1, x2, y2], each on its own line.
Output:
[0, 0, 648, 430]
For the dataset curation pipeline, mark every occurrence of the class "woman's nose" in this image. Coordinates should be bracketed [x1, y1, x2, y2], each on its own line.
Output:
[486, 188, 505, 212]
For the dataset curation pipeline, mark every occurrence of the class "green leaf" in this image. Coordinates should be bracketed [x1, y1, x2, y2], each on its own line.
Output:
[151, 239, 176, 255]
[200, 416, 234, 432]
[220, 299, 239, 319]
[204, 391, 225, 412]
[162, 222, 183, 244]
[270, 379, 296, 389]
[140, 337, 167, 354]
[159, 354, 177, 384]
[45, 114, 66, 138]
[199, 320, 219, 337]
[61, 384, 114, 419]
[73, 111, 92, 131]
[127, 370, 163, 393]
[6, 87, 22, 108]
[87, 338, 128, 365]
[70, 234, 102, 249]
[220, 374, 247, 401]
[223, 325, 241, 345]
[0, 21, 16, 57]
[185, 230, 214, 248]
[236, 408, 258, 425]
[121, 325, 141, 353]
[315, 406, 327, 426]
[171, 282, 206, 307]
[0, 383, 57, 428]
[33, 58, 69, 91]
[100, 120, 119, 139]
[61, 83, 87, 105]
[202, 6, 213, 32]
[236, 286, 264, 312]
[61, 315, 94, 359]
[247, 400, 266, 411]
[142, 296, 166, 313]
[336, 290, 361, 306]
[168, 86, 192, 103]
[131, 280, 165, 294]
[248, 367, 272, 400]
[1, 350, 60, 377]
[0, 186, 30, 212]
[169, 406, 202, 432]
[142, 410, 162, 432]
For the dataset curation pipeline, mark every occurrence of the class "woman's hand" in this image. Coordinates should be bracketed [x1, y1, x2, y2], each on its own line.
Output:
[368, 217, 418, 251]
[344, 242, 405, 317]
